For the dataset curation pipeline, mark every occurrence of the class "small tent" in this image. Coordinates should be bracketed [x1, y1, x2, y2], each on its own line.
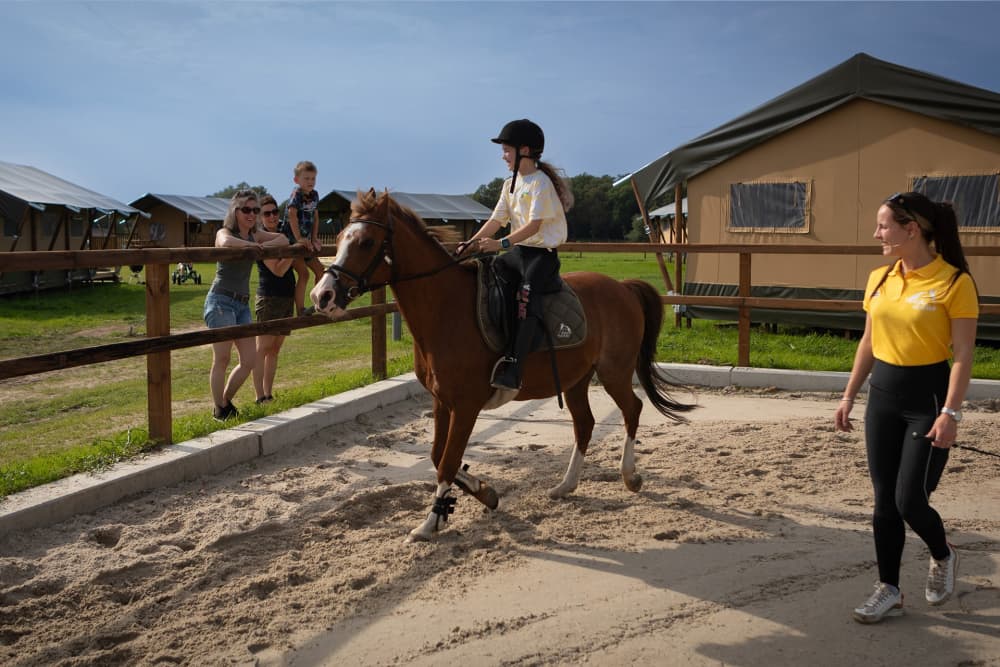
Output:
[130, 194, 231, 248]
[318, 190, 493, 240]
[0, 160, 145, 293]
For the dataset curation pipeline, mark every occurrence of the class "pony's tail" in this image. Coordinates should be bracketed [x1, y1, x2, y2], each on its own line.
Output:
[624, 279, 696, 423]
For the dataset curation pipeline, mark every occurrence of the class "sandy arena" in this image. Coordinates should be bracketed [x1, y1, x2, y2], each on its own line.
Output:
[1, 386, 998, 666]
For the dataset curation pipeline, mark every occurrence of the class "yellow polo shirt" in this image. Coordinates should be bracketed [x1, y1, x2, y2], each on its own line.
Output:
[864, 255, 979, 366]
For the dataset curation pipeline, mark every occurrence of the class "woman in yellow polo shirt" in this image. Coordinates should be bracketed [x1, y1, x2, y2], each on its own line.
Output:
[835, 191, 979, 624]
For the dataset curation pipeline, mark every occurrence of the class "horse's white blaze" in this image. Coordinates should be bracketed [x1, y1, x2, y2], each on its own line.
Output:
[309, 272, 340, 316]
[310, 222, 371, 316]
[549, 444, 585, 499]
[407, 481, 452, 542]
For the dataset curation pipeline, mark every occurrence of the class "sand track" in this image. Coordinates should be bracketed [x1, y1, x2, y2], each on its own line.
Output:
[2, 389, 998, 666]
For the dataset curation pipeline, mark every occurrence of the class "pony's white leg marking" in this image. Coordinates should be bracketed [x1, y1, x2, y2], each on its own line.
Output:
[549, 445, 585, 499]
[407, 481, 454, 543]
[621, 436, 643, 492]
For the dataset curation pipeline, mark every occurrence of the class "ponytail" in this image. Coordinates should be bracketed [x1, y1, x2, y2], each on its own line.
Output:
[536, 160, 574, 212]
[931, 201, 969, 274]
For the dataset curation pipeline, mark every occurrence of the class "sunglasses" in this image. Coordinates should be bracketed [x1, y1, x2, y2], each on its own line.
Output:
[261, 209, 279, 217]
[238, 206, 261, 215]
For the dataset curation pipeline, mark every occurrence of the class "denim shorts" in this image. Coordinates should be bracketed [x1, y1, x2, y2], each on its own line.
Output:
[204, 291, 252, 329]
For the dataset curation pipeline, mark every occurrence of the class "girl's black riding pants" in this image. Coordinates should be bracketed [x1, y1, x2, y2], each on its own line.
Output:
[864, 359, 952, 587]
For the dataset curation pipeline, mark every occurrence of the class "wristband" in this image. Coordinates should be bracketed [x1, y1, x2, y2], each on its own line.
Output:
[500, 237, 511, 250]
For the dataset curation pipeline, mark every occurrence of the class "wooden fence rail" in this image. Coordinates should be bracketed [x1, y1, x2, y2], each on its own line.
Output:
[2, 242, 998, 444]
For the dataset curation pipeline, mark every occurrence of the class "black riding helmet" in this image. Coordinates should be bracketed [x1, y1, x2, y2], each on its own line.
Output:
[492, 119, 544, 193]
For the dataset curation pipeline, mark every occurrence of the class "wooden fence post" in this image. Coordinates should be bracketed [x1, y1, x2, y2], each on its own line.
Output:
[146, 263, 172, 444]
[371, 287, 387, 380]
[738, 252, 751, 367]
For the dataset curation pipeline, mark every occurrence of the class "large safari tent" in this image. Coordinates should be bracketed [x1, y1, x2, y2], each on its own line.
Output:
[128, 194, 231, 248]
[0, 160, 146, 294]
[621, 53, 1000, 335]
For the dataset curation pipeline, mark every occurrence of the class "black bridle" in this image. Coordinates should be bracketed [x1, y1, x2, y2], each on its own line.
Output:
[324, 218, 395, 307]
[322, 197, 471, 309]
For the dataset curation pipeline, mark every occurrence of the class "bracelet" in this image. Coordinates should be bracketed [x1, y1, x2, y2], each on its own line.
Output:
[840, 397, 854, 403]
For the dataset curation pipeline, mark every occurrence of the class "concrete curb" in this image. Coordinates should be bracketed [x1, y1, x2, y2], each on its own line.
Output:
[660, 362, 1000, 400]
[2, 365, 998, 536]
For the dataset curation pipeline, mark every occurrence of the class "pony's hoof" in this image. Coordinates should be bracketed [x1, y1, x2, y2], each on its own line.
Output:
[548, 484, 574, 499]
[477, 485, 500, 510]
[405, 530, 432, 544]
[624, 474, 643, 493]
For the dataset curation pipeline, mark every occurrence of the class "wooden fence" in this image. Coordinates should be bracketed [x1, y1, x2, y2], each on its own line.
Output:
[2, 242, 998, 445]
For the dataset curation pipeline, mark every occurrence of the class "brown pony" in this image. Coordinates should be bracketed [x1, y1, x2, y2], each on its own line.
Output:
[311, 190, 694, 541]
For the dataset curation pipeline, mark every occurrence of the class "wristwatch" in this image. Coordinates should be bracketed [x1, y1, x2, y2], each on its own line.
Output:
[940, 407, 963, 423]
[500, 237, 511, 250]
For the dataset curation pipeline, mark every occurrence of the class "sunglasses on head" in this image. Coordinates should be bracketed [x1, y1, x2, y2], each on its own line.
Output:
[261, 208, 279, 217]
[886, 192, 923, 220]
[238, 206, 261, 215]
[886, 192, 909, 209]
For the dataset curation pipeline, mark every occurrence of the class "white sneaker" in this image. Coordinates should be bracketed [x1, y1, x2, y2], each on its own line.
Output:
[926, 543, 959, 605]
[853, 582, 904, 624]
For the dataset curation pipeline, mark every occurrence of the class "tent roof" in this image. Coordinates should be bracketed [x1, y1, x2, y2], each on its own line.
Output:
[130, 193, 231, 223]
[0, 160, 142, 216]
[322, 190, 493, 222]
[621, 53, 1000, 210]
[648, 198, 687, 218]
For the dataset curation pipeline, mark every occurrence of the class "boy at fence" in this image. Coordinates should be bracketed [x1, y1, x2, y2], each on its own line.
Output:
[281, 160, 326, 315]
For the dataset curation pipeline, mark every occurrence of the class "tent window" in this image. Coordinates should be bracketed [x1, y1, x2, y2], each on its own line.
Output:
[912, 173, 1000, 230]
[728, 181, 810, 233]
[2, 215, 14, 237]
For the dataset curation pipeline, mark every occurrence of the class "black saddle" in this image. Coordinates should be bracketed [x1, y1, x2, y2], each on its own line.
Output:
[474, 256, 587, 354]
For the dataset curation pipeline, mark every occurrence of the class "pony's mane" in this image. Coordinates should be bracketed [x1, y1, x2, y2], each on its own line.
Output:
[351, 189, 463, 245]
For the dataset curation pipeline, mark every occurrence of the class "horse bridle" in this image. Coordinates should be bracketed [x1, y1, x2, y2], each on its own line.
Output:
[322, 197, 467, 308]
[324, 217, 396, 305]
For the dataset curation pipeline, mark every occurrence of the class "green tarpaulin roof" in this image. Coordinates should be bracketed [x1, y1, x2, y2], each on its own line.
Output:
[621, 53, 1000, 210]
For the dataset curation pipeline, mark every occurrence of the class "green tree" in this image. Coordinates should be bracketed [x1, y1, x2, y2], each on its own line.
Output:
[470, 178, 504, 210]
[210, 182, 270, 199]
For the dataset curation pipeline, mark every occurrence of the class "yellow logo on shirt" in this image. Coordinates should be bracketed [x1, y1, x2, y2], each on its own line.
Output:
[906, 290, 938, 311]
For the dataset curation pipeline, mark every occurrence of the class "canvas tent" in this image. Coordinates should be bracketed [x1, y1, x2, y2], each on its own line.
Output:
[0, 160, 146, 294]
[318, 190, 493, 240]
[129, 194, 230, 248]
[648, 198, 687, 219]
[618, 53, 1000, 336]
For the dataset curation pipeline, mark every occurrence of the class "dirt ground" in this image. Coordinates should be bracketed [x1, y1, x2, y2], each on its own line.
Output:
[1, 386, 998, 666]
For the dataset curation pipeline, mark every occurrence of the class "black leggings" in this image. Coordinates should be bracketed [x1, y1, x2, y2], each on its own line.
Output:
[864, 359, 952, 587]
[494, 245, 561, 321]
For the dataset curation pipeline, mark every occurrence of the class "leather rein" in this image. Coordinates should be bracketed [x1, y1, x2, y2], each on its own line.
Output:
[323, 200, 470, 305]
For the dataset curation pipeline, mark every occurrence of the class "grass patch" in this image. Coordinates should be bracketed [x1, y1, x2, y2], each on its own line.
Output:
[2, 251, 999, 498]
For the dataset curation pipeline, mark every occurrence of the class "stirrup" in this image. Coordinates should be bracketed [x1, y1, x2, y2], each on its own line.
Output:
[490, 356, 521, 391]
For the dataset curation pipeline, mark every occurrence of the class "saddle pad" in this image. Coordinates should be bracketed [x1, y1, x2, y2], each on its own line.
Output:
[475, 259, 588, 354]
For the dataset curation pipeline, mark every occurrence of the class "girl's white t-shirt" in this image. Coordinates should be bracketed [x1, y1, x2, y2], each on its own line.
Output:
[491, 170, 567, 248]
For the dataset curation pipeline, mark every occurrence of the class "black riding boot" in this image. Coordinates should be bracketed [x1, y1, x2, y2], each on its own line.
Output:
[491, 314, 541, 391]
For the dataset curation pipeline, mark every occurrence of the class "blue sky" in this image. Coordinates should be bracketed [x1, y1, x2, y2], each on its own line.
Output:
[2, 1, 999, 205]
